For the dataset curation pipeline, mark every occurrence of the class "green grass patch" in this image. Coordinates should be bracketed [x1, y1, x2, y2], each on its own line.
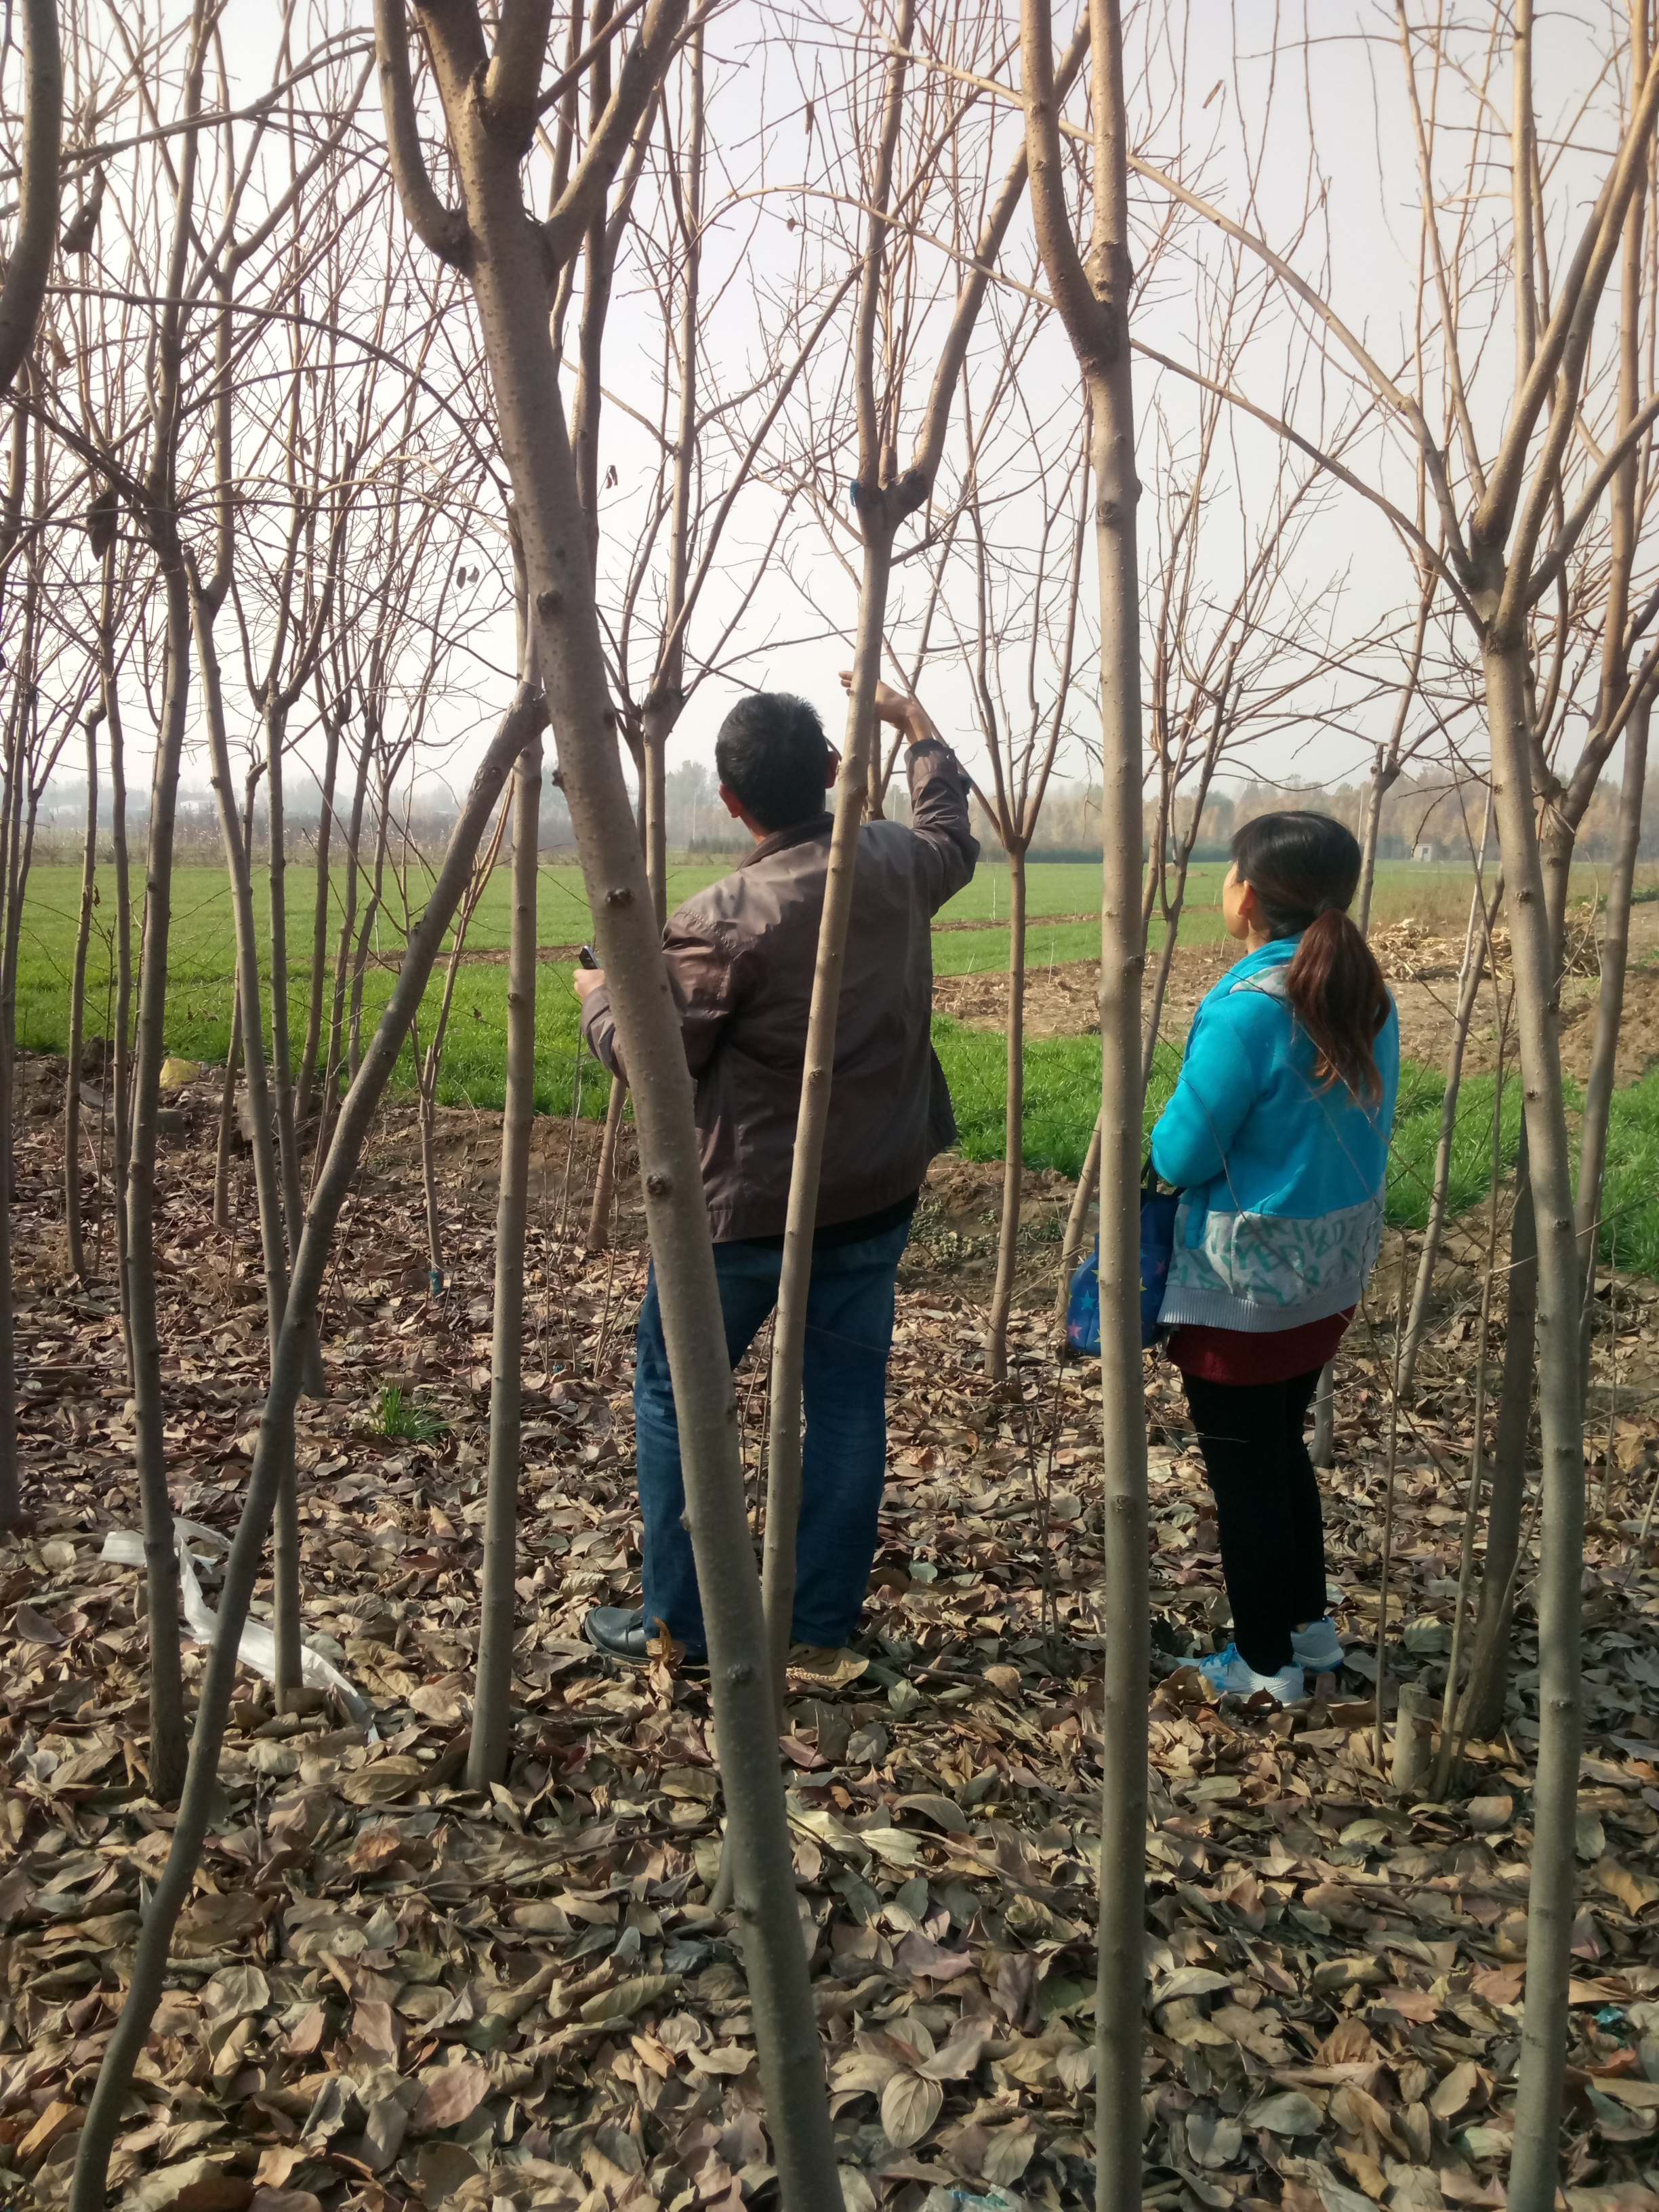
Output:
[23, 856, 1659, 1273]
[933, 1012, 1591, 1259]
[1597, 1066, 1659, 1275]
[933, 1019, 1105, 1179]
[1385, 1063, 1527, 1231]
[375, 1385, 446, 1442]
[17, 863, 612, 1120]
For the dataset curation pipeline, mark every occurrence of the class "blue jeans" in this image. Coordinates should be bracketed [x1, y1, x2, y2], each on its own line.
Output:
[633, 1217, 911, 1657]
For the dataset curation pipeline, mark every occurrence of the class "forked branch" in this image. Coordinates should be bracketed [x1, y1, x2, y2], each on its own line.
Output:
[374, 0, 468, 264]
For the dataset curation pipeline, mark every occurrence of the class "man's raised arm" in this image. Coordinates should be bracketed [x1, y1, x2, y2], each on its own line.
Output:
[865, 680, 978, 911]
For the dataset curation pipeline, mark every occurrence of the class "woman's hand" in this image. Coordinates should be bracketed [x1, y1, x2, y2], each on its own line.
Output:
[573, 966, 605, 1002]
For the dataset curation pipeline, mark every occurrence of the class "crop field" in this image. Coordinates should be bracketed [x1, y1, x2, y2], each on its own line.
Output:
[18, 851, 1658, 1265]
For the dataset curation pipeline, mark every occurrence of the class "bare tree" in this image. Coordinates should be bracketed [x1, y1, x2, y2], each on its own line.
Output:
[70, 686, 543, 2212]
[760, 0, 1090, 1709]
[1022, 3, 1147, 2201]
[373, 0, 842, 2190]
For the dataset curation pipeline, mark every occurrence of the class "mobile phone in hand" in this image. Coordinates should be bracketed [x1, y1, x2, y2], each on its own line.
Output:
[577, 943, 599, 970]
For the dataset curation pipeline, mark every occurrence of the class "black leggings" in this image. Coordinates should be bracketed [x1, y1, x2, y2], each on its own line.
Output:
[1181, 1367, 1328, 1675]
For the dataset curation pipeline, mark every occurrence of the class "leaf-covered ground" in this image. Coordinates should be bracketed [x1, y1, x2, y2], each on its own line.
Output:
[4, 1055, 1659, 2212]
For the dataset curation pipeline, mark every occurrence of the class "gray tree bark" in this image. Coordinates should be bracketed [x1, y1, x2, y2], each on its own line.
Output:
[64, 703, 101, 1282]
[1577, 700, 1650, 1392]
[125, 561, 192, 1803]
[1486, 636, 1586, 2208]
[295, 700, 344, 1130]
[0, 0, 61, 401]
[1023, 4, 1148, 2202]
[1397, 870, 1499, 1401]
[985, 845, 1027, 1380]
[470, 729, 542, 1787]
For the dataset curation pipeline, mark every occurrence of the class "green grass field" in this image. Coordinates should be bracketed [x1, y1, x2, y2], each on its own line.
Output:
[21, 853, 1659, 1271]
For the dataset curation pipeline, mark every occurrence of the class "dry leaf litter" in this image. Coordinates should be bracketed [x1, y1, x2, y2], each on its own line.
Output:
[3, 1059, 1659, 2212]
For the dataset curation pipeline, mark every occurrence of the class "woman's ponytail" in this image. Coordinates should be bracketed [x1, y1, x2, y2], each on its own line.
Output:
[1231, 812, 1392, 1107]
[1284, 908, 1391, 1105]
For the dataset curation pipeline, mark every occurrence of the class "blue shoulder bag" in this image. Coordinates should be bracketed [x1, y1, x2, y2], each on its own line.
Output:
[1065, 1158, 1179, 1355]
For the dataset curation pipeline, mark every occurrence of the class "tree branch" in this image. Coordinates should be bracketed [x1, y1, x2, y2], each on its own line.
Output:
[0, 0, 62, 399]
[535, 0, 649, 114]
[542, 0, 688, 265]
[1477, 39, 1659, 548]
[483, 0, 556, 143]
[1130, 334, 1476, 627]
[1527, 390, 1659, 609]
[373, 0, 468, 266]
[1021, 0, 1108, 373]
[912, 17, 1088, 491]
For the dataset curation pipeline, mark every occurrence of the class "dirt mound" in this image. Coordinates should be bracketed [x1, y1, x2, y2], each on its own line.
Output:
[933, 961, 1101, 1038]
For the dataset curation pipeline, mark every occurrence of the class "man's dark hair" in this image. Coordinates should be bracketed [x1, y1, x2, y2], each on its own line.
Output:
[714, 693, 830, 832]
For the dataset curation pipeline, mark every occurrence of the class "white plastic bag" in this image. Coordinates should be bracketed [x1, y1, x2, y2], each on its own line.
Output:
[100, 1518, 371, 1725]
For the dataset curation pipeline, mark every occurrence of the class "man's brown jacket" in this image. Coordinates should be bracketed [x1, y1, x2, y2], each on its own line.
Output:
[579, 735, 978, 1242]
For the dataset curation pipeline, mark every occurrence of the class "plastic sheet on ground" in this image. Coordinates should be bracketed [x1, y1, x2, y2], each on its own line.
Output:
[99, 1517, 372, 1725]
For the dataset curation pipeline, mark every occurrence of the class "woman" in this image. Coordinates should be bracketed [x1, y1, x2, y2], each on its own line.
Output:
[1151, 812, 1399, 1704]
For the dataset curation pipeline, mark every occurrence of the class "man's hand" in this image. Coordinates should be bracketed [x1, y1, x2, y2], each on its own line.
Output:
[839, 669, 920, 732]
[573, 965, 605, 1002]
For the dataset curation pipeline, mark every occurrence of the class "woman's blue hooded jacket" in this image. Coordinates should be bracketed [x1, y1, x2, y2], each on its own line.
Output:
[1149, 935, 1400, 1333]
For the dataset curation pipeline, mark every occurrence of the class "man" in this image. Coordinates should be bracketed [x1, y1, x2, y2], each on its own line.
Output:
[573, 678, 977, 1664]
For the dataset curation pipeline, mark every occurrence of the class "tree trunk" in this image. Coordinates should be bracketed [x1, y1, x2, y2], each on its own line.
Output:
[1486, 636, 1585, 2212]
[125, 563, 192, 1805]
[70, 692, 539, 2212]
[1398, 879, 1496, 1400]
[1021, 4, 1150, 2191]
[314, 714, 374, 1180]
[0, 0, 60, 403]
[213, 767, 260, 1234]
[1079, 347, 1149, 2212]
[1052, 1108, 1102, 1336]
[586, 1073, 628, 1251]
[469, 733, 541, 1787]
[642, 695, 672, 931]
[1354, 741, 1389, 935]
[348, 796, 389, 1084]
[416, 785, 514, 1289]
[985, 842, 1027, 1381]
[264, 701, 325, 1399]
[589, 687, 672, 1255]
[105, 575, 134, 1385]
[753, 0, 920, 1722]
[382, 1, 840, 2184]
[760, 533, 893, 1713]
[65, 708, 101, 1282]
[1462, 1127, 1536, 1739]
[0, 611, 26, 1528]
[419, 1071, 444, 1289]
[294, 705, 342, 1129]
[1576, 716, 1651, 1393]
[213, 985, 243, 1233]
[191, 579, 306, 1711]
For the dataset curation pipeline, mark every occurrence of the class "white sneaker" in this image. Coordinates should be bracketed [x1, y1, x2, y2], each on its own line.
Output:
[1196, 1642, 1304, 1705]
[1291, 1616, 1345, 1673]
